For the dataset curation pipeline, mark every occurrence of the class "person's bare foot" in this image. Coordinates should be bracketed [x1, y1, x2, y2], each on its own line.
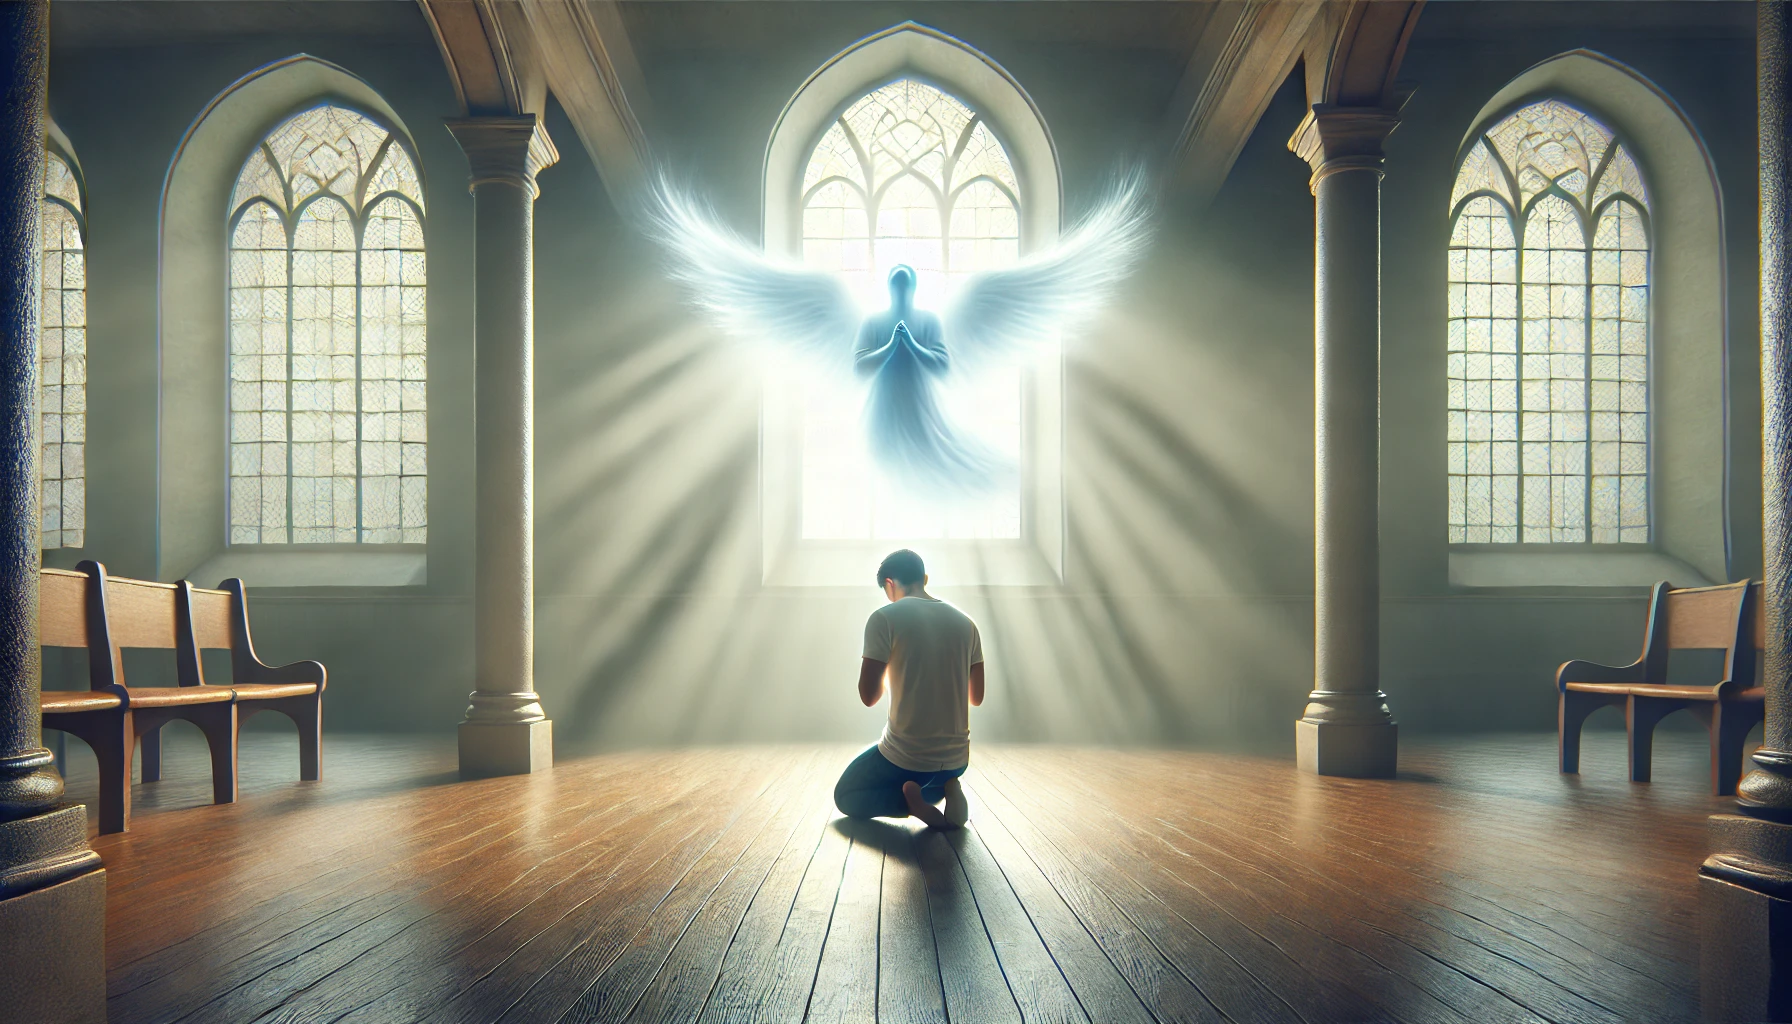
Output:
[942, 777, 969, 827]
[902, 781, 954, 830]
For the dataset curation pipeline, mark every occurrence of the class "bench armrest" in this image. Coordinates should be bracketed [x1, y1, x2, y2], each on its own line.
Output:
[239, 658, 327, 692]
[1557, 658, 1646, 692]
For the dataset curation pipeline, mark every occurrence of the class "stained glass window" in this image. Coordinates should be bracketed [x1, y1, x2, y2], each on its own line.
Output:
[41, 151, 85, 550]
[798, 79, 1023, 540]
[227, 104, 426, 544]
[1447, 99, 1649, 544]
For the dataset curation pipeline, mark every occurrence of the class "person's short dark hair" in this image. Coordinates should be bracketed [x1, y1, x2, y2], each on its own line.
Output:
[876, 549, 925, 589]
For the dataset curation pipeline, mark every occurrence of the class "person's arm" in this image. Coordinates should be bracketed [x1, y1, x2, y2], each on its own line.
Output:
[858, 658, 888, 707]
[903, 317, 950, 376]
[854, 320, 892, 378]
[969, 661, 985, 707]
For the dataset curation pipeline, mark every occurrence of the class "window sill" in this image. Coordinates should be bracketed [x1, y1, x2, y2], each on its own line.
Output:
[189, 548, 426, 589]
[765, 538, 1061, 588]
[1448, 549, 1714, 589]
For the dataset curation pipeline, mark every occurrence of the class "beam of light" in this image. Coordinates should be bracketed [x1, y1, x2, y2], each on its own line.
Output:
[535, 188, 1324, 756]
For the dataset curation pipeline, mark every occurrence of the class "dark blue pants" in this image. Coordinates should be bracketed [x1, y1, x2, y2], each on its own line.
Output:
[833, 744, 967, 820]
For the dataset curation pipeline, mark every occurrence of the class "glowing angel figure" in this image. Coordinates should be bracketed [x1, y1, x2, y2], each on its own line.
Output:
[647, 175, 1153, 493]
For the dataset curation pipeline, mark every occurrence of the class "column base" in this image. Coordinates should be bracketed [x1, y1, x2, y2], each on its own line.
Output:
[1295, 719, 1397, 778]
[0, 869, 107, 1024]
[459, 719, 553, 779]
[1700, 873, 1792, 1021]
[1701, 811, 1792, 1021]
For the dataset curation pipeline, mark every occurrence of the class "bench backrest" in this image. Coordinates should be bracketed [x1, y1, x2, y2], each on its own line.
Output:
[102, 574, 180, 650]
[40, 568, 89, 650]
[1662, 582, 1750, 650]
[39, 561, 138, 691]
[177, 579, 264, 685]
[1637, 579, 1758, 691]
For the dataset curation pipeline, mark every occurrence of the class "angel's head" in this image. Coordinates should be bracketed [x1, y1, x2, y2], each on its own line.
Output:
[887, 265, 916, 308]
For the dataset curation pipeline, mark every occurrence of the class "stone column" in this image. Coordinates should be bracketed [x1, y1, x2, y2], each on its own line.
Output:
[1700, 4, 1792, 1018]
[446, 114, 558, 779]
[1286, 104, 1400, 778]
[0, 4, 108, 1021]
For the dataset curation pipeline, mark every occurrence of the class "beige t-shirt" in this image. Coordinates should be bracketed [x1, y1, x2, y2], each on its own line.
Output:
[863, 596, 983, 772]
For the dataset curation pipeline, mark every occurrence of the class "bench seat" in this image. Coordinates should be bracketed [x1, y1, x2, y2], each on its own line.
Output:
[122, 685, 237, 708]
[227, 682, 319, 700]
[40, 691, 122, 714]
[1565, 681, 1768, 701]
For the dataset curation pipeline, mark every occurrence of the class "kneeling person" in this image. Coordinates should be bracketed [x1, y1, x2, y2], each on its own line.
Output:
[834, 548, 984, 830]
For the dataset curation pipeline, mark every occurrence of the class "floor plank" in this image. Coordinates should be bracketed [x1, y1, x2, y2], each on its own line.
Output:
[967, 774, 1275, 1018]
[947, 810, 1091, 1024]
[698, 812, 848, 1024]
[76, 730, 1723, 1024]
[805, 820, 883, 1023]
[912, 828, 1022, 1024]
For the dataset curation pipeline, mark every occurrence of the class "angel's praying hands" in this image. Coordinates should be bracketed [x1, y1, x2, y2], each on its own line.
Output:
[854, 268, 948, 379]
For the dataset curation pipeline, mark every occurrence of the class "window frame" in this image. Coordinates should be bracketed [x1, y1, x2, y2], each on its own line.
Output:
[158, 56, 431, 587]
[222, 100, 429, 550]
[1445, 97, 1656, 549]
[1426, 51, 1733, 590]
[41, 134, 87, 552]
[759, 24, 1064, 587]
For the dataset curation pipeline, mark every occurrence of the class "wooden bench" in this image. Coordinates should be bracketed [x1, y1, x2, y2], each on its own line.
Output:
[41, 562, 237, 833]
[39, 561, 328, 833]
[179, 578, 325, 781]
[1557, 579, 1766, 795]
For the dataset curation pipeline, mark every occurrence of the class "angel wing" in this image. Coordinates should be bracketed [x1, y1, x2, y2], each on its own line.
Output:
[643, 176, 861, 376]
[942, 175, 1153, 374]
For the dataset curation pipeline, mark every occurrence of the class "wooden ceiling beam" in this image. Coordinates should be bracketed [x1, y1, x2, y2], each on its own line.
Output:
[1303, 0, 1425, 108]
[1162, 0, 1325, 204]
[515, 0, 651, 197]
[418, 0, 650, 200]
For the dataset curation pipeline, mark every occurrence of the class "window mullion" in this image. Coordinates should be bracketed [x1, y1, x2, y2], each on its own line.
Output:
[285, 218, 296, 545]
[354, 207, 365, 544]
[1583, 216, 1594, 543]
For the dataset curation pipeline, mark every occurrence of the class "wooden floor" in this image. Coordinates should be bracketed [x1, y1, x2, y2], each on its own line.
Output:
[62, 727, 1729, 1024]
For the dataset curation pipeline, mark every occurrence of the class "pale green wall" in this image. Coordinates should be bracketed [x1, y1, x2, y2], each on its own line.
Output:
[43, 1, 1762, 747]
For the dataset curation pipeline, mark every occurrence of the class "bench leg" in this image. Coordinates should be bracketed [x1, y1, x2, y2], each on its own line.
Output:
[46, 710, 134, 834]
[197, 704, 238, 805]
[1711, 701, 1765, 797]
[295, 695, 321, 782]
[92, 712, 133, 835]
[1628, 696, 1682, 784]
[1559, 691, 1606, 774]
[139, 723, 163, 783]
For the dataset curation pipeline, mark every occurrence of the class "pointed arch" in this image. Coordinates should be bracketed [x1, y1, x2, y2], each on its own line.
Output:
[160, 55, 426, 582]
[759, 24, 1063, 586]
[1448, 50, 1729, 586]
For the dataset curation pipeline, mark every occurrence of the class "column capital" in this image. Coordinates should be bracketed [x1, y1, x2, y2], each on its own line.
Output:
[446, 113, 560, 199]
[1288, 104, 1401, 194]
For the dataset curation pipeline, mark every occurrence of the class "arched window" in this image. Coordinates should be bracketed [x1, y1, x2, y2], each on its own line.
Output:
[1447, 98, 1650, 545]
[42, 148, 85, 550]
[227, 103, 426, 544]
[798, 78, 1023, 540]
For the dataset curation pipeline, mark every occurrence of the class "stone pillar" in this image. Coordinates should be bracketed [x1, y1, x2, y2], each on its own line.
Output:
[446, 114, 558, 779]
[0, 4, 109, 1021]
[1700, 4, 1792, 1019]
[1286, 105, 1400, 778]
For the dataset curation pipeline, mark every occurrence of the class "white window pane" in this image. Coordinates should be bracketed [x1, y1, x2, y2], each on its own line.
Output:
[226, 104, 427, 544]
[1447, 101, 1647, 545]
